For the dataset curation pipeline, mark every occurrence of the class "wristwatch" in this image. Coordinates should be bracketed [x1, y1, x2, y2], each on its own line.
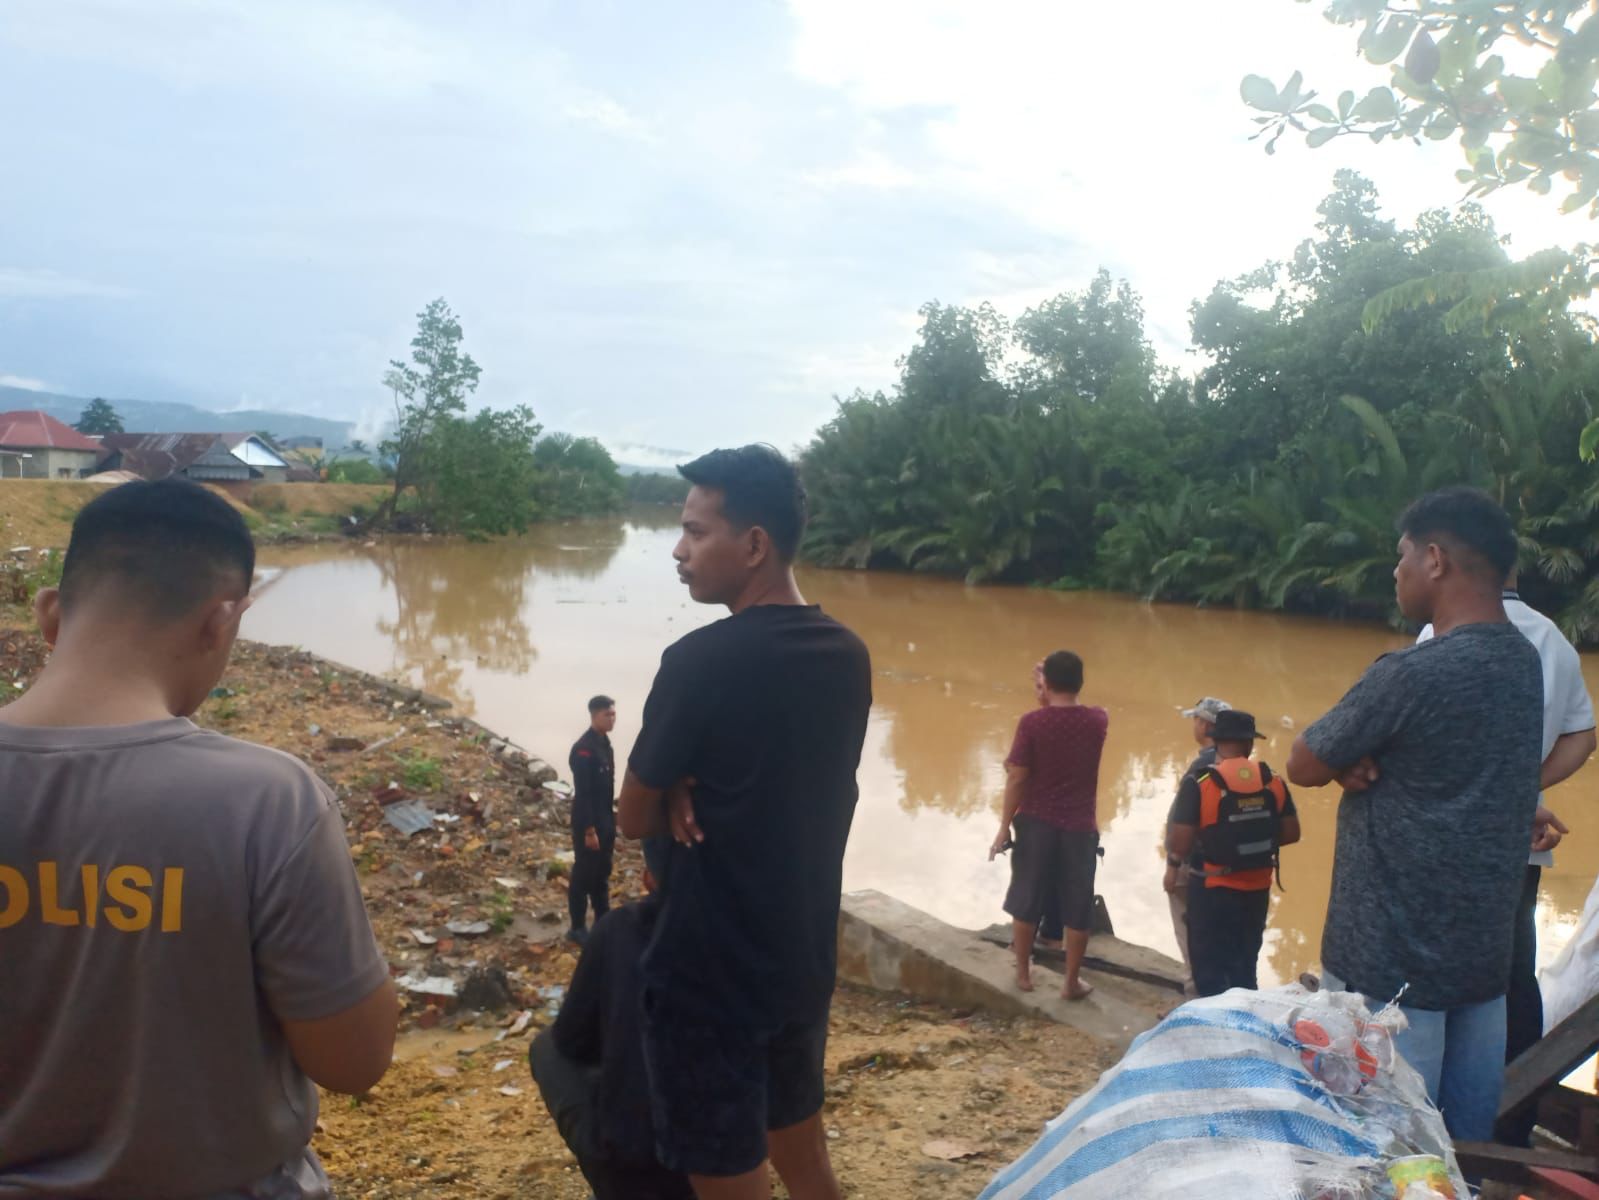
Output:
[1166, 854, 1183, 868]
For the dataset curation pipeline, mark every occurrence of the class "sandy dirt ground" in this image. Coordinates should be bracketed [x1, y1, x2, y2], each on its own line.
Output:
[0, 478, 384, 548]
[0, 627, 1109, 1198]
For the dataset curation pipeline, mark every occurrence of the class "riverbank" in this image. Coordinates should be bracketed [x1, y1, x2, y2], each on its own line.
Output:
[0, 627, 1108, 1197]
[0, 479, 387, 548]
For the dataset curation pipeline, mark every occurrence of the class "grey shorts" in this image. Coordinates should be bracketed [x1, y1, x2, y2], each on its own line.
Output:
[1004, 815, 1099, 932]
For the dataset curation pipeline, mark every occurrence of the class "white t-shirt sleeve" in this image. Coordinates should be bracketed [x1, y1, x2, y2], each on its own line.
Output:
[1556, 648, 1596, 736]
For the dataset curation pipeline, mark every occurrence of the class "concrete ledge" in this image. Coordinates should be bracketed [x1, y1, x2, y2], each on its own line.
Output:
[976, 923, 1187, 992]
[838, 890, 1174, 1051]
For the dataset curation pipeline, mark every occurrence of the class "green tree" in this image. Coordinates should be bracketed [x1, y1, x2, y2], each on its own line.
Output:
[624, 471, 691, 506]
[801, 177, 1599, 643]
[379, 299, 483, 521]
[425, 406, 544, 535]
[1243, 1, 1599, 214]
[1243, 2, 1599, 458]
[1015, 269, 1157, 406]
[1190, 173, 1510, 460]
[73, 397, 123, 435]
[328, 457, 386, 484]
[325, 439, 383, 483]
[531, 433, 625, 517]
[369, 300, 550, 535]
[899, 301, 1014, 416]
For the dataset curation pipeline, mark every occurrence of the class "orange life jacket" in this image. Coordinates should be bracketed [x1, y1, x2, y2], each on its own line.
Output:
[1196, 757, 1287, 891]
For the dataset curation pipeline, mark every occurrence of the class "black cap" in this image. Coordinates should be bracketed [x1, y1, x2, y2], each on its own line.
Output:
[1212, 709, 1266, 742]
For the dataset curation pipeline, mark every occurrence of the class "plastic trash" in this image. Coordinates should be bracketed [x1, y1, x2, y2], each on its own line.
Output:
[382, 799, 434, 837]
[396, 973, 457, 998]
[978, 985, 1464, 1200]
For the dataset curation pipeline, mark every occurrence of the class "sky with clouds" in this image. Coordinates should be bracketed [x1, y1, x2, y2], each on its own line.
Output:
[0, 0, 1588, 459]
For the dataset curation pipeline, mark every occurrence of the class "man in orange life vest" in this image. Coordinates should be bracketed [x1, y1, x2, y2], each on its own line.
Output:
[1163, 709, 1301, 997]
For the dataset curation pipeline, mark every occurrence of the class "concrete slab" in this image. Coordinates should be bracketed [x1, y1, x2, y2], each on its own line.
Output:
[837, 890, 1174, 1051]
[976, 923, 1187, 992]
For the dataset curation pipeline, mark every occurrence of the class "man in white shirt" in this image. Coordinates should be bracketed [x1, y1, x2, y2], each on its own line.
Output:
[1417, 579, 1596, 1083]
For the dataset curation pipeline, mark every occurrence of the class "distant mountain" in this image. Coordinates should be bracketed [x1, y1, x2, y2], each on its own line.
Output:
[0, 385, 357, 447]
[0, 385, 696, 472]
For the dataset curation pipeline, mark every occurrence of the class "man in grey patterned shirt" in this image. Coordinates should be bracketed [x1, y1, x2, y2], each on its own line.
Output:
[1288, 487, 1542, 1143]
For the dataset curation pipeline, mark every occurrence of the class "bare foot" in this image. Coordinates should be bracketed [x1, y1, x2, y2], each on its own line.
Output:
[1062, 980, 1094, 1001]
[1016, 970, 1035, 992]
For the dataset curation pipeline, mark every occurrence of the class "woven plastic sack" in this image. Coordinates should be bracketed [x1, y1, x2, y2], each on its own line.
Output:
[979, 985, 1466, 1200]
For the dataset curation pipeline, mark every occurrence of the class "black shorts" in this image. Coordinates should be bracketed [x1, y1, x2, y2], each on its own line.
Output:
[1004, 815, 1098, 932]
[640, 991, 829, 1177]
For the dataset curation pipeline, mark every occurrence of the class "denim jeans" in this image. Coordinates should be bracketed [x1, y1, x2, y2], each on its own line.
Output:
[1321, 971, 1506, 1142]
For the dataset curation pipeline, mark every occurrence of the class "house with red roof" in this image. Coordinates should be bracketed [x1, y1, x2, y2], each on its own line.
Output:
[0, 410, 104, 479]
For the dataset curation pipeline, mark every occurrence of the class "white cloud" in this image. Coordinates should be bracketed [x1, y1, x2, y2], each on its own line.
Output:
[561, 93, 657, 142]
[802, 150, 918, 191]
[0, 373, 50, 391]
[0, 0, 651, 144]
[0, 267, 136, 300]
[600, 440, 697, 470]
[1, 0, 1590, 451]
[785, 0, 1587, 362]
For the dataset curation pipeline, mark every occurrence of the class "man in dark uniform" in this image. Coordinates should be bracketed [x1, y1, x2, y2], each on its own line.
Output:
[568, 694, 617, 946]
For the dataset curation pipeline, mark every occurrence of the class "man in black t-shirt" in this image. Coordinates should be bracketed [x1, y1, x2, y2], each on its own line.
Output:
[618, 445, 871, 1200]
[567, 695, 618, 945]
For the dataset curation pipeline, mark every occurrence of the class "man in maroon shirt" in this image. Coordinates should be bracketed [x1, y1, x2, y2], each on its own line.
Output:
[989, 650, 1108, 999]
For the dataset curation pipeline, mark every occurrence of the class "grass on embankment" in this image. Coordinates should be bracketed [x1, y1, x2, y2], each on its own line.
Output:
[0, 480, 389, 550]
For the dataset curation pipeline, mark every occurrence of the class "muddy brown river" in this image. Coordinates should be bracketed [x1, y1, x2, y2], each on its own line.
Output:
[252, 514, 1599, 986]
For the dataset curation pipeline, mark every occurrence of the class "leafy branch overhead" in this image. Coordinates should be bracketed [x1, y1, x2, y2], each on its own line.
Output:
[1243, 1, 1599, 216]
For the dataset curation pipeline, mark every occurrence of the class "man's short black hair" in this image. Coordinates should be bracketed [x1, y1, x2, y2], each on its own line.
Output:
[1397, 486, 1517, 581]
[677, 444, 808, 562]
[59, 479, 255, 620]
[588, 694, 615, 713]
[1042, 650, 1084, 694]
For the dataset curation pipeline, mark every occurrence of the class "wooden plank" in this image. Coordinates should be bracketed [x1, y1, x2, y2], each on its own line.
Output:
[1501, 993, 1599, 1122]
[1533, 1086, 1599, 1148]
[1529, 1166, 1599, 1200]
[1453, 1141, 1599, 1184]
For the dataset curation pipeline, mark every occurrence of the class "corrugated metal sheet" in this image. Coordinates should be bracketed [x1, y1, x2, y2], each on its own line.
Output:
[0, 410, 103, 452]
[101, 433, 251, 481]
[218, 434, 288, 468]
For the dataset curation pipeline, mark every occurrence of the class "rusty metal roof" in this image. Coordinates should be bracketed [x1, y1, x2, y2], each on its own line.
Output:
[0, 410, 103, 452]
[100, 433, 251, 480]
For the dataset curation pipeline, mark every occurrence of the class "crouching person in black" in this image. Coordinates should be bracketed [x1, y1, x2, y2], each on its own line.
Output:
[531, 848, 692, 1200]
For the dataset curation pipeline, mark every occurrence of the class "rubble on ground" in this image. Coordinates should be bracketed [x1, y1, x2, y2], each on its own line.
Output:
[0, 628, 1112, 1198]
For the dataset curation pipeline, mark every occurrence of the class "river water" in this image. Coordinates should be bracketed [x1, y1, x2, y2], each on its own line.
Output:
[251, 513, 1599, 986]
